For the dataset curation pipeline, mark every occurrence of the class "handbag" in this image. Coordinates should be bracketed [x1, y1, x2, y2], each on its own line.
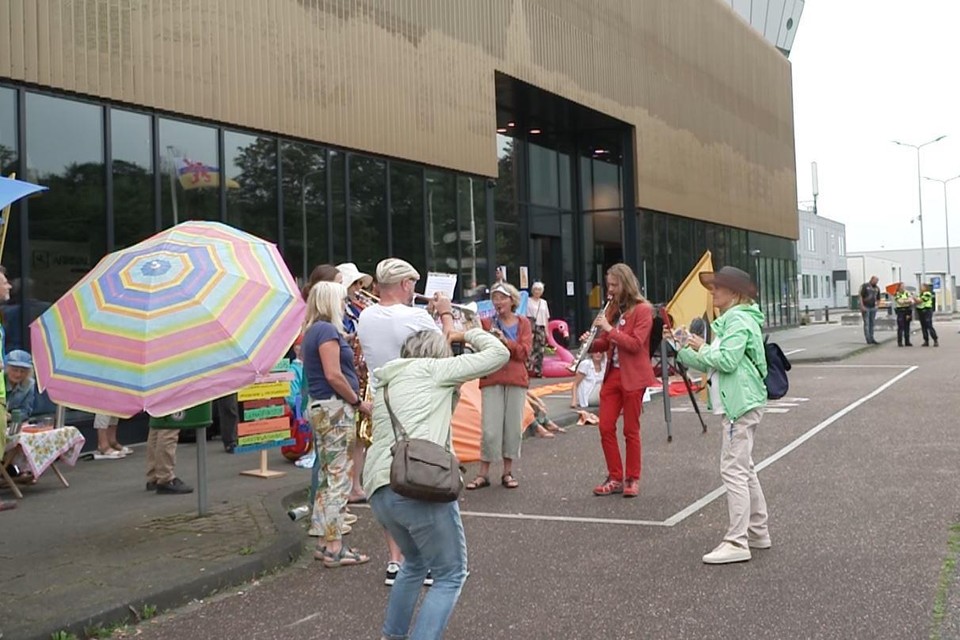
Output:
[383, 385, 463, 503]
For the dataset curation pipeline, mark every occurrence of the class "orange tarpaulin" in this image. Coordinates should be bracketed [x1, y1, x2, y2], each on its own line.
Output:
[451, 379, 536, 463]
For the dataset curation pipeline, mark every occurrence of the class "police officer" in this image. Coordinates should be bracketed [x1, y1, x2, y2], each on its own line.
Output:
[894, 283, 915, 347]
[916, 283, 939, 347]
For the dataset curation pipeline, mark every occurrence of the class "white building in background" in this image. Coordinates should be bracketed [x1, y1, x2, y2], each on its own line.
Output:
[797, 209, 848, 309]
[847, 255, 903, 296]
[849, 247, 958, 310]
[723, 0, 806, 56]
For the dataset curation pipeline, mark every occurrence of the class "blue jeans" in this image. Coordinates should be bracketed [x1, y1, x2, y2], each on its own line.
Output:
[370, 487, 467, 640]
[862, 308, 877, 343]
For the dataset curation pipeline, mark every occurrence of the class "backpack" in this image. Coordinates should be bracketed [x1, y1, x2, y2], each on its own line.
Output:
[752, 338, 791, 400]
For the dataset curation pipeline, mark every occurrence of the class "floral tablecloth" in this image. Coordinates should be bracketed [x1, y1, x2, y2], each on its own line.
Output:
[4, 427, 86, 478]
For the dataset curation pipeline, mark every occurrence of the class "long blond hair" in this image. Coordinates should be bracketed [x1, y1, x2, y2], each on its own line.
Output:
[304, 281, 347, 334]
[606, 263, 647, 316]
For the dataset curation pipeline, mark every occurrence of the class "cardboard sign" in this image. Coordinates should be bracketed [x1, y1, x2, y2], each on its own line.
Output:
[243, 404, 286, 422]
[238, 381, 291, 401]
[238, 429, 292, 447]
[237, 416, 290, 437]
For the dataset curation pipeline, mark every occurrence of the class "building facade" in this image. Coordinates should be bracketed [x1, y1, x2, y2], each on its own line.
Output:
[849, 247, 957, 311]
[0, 0, 800, 350]
[797, 208, 847, 309]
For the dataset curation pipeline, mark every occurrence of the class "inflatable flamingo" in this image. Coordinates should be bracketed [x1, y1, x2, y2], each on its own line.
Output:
[542, 319, 575, 377]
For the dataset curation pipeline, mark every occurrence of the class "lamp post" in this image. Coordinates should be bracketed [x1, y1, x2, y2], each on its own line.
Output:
[893, 135, 946, 287]
[922, 174, 960, 277]
[300, 169, 324, 283]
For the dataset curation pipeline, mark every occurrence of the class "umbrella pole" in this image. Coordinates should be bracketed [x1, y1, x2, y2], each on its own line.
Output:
[196, 427, 208, 516]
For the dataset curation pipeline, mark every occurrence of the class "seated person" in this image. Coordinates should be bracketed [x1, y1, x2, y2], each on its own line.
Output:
[525, 392, 564, 438]
[570, 352, 605, 409]
[4, 350, 37, 421]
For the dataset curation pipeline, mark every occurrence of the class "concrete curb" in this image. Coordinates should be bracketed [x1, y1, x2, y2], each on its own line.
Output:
[26, 486, 305, 640]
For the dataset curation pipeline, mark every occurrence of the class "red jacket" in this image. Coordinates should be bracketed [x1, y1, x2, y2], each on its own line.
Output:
[480, 315, 532, 388]
[590, 302, 656, 392]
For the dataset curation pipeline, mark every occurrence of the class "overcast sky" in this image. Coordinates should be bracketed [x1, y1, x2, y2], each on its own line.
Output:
[791, 1, 960, 252]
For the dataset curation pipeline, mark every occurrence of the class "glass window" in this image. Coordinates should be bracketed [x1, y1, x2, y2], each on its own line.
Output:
[0, 86, 20, 353]
[495, 222, 521, 287]
[25, 93, 105, 351]
[812, 274, 819, 298]
[390, 162, 425, 279]
[349, 155, 387, 273]
[426, 169, 458, 277]
[111, 109, 154, 249]
[225, 131, 278, 242]
[280, 141, 326, 283]
[495, 134, 519, 223]
[528, 142, 559, 208]
[838, 234, 845, 256]
[590, 158, 622, 210]
[330, 151, 347, 263]
[159, 118, 218, 228]
[457, 176, 485, 299]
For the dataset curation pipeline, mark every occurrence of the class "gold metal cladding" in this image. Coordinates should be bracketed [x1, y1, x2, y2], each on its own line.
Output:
[0, 0, 798, 239]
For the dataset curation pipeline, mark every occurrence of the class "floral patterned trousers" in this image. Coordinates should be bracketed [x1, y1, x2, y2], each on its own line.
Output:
[309, 398, 355, 543]
[528, 325, 546, 377]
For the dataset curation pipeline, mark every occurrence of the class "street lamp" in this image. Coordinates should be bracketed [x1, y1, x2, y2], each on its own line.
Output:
[893, 135, 947, 286]
[922, 174, 960, 278]
[300, 169, 324, 283]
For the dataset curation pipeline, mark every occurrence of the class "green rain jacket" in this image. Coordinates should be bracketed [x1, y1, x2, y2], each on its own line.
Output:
[677, 304, 767, 422]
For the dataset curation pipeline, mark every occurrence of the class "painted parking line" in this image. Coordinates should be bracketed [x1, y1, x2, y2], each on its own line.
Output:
[661, 365, 918, 527]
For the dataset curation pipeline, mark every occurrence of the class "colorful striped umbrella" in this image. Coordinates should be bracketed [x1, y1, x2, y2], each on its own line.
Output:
[30, 221, 305, 418]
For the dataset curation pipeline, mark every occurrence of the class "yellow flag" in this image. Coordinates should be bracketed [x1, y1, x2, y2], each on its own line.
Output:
[666, 250, 715, 330]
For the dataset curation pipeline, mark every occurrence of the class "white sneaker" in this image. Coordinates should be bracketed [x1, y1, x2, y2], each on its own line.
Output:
[748, 537, 772, 550]
[93, 449, 125, 460]
[702, 542, 751, 564]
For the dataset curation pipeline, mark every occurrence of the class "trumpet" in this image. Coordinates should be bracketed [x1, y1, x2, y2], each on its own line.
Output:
[567, 298, 613, 373]
[414, 294, 479, 321]
[355, 289, 379, 306]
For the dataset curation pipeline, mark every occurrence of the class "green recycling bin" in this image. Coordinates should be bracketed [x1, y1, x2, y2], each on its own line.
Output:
[148, 402, 213, 430]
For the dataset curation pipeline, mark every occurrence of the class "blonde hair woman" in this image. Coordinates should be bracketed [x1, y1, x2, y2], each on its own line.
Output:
[302, 282, 373, 568]
[676, 266, 769, 564]
[525, 281, 550, 377]
[468, 282, 532, 490]
[582, 263, 656, 498]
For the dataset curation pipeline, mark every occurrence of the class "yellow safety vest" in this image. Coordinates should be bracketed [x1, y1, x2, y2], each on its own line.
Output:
[895, 291, 913, 309]
[918, 291, 934, 311]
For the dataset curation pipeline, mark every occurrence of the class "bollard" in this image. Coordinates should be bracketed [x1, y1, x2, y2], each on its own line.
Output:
[805, 305, 809, 317]
[825, 306, 829, 322]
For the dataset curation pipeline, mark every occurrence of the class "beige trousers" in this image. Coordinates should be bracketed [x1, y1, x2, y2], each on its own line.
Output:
[720, 408, 769, 548]
[145, 428, 180, 484]
[480, 385, 525, 461]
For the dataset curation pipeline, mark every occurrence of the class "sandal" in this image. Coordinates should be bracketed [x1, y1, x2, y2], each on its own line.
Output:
[501, 473, 519, 489]
[314, 545, 370, 568]
[465, 476, 490, 490]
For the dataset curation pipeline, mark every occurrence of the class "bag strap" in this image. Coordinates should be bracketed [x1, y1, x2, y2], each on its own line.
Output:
[382, 386, 408, 444]
[382, 383, 455, 453]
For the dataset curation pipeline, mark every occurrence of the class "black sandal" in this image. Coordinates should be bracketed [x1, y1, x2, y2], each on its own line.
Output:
[501, 473, 519, 489]
[465, 476, 490, 490]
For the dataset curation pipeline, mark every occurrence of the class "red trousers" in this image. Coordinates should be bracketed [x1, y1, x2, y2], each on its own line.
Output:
[597, 367, 643, 482]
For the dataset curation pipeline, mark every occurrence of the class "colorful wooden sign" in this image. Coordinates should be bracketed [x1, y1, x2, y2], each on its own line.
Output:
[237, 361, 296, 479]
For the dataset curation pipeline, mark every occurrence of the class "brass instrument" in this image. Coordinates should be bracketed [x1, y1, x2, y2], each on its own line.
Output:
[355, 377, 373, 447]
[567, 298, 613, 373]
[414, 294, 478, 322]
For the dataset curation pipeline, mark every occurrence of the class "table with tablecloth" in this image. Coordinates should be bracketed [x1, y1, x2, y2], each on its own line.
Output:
[1, 426, 85, 498]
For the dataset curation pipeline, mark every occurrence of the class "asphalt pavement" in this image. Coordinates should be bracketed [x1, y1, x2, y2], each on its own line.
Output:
[126, 320, 960, 640]
[3, 319, 957, 640]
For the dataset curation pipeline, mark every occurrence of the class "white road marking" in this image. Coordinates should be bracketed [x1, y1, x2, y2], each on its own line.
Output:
[662, 365, 918, 527]
[793, 364, 906, 369]
[455, 510, 668, 527]
[764, 408, 790, 413]
[287, 612, 324, 628]
[783, 348, 807, 356]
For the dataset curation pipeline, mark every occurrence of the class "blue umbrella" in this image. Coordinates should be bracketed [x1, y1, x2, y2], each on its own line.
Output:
[0, 176, 47, 212]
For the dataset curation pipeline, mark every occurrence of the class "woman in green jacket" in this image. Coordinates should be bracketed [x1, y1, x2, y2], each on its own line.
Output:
[364, 327, 508, 640]
[676, 266, 771, 565]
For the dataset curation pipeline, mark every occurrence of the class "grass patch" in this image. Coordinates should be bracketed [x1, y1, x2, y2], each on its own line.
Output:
[51, 632, 79, 640]
[930, 521, 960, 640]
